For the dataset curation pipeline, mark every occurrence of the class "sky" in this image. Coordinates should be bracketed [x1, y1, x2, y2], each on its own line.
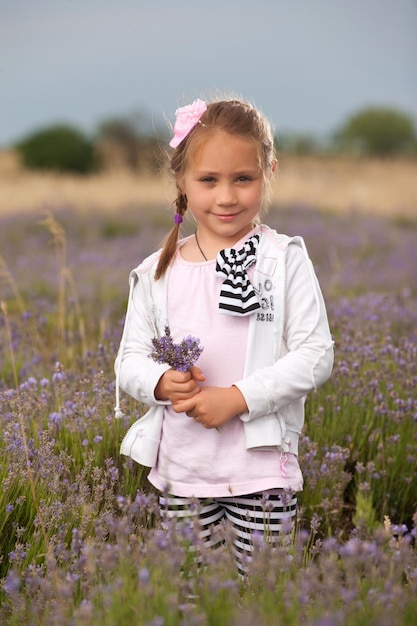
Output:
[1, 0, 416, 147]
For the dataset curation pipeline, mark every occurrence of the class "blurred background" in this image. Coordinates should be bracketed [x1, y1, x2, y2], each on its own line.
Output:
[1, 0, 416, 216]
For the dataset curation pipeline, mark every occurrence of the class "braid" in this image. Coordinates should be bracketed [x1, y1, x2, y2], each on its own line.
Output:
[154, 190, 187, 280]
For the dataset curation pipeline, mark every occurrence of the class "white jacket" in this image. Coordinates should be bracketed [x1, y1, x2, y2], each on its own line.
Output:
[115, 224, 334, 467]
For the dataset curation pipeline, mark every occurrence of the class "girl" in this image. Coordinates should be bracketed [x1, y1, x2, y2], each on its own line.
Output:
[115, 97, 334, 575]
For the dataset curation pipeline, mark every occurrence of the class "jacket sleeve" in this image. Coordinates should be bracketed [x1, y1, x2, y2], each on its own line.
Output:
[234, 241, 334, 421]
[115, 272, 170, 407]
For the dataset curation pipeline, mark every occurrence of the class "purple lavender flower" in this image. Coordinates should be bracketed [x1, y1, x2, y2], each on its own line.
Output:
[3, 570, 20, 595]
[149, 326, 203, 373]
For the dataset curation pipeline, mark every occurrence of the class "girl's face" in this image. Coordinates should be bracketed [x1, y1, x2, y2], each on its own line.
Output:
[181, 130, 271, 249]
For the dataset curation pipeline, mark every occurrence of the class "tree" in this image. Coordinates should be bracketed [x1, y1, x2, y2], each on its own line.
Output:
[335, 107, 417, 156]
[16, 124, 96, 173]
[277, 132, 320, 155]
[95, 111, 167, 172]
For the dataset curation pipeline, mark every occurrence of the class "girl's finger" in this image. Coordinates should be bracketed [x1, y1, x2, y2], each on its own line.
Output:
[190, 366, 205, 382]
[172, 397, 195, 414]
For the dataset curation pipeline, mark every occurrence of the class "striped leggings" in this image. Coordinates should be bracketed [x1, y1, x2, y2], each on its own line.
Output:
[159, 489, 297, 576]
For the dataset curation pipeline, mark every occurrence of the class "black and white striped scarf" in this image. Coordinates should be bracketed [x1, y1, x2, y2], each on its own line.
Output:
[215, 234, 261, 316]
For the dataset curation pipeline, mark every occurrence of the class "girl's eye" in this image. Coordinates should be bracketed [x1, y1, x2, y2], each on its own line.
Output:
[237, 175, 251, 182]
[200, 177, 215, 183]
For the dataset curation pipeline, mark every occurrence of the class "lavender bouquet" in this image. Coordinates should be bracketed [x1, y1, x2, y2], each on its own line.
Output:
[149, 326, 203, 372]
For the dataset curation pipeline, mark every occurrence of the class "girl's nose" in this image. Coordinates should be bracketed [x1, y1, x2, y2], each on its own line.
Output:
[217, 183, 237, 206]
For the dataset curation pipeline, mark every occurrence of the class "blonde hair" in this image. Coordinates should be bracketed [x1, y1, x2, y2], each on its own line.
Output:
[155, 98, 276, 280]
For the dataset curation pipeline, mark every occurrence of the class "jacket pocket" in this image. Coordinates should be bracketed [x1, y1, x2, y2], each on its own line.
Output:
[120, 405, 164, 467]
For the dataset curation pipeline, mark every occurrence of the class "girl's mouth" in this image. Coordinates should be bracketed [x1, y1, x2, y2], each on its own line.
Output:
[213, 212, 241, 221]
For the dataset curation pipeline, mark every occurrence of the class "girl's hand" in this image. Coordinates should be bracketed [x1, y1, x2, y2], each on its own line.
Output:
[155, 366, 205, 403]
[172, 385, 248, 429]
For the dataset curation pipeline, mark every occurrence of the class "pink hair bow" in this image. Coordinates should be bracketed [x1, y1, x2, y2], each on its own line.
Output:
[169, 99, 207, 148]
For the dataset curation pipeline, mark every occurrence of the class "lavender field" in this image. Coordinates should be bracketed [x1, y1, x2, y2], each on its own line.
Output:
[0, 203, 416, 625]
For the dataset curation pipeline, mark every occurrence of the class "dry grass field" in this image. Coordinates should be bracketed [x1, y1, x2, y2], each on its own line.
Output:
[0, 149, 416, 219]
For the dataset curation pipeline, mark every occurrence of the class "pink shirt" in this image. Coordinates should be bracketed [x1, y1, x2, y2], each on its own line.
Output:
[148, 231, 303, 497]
